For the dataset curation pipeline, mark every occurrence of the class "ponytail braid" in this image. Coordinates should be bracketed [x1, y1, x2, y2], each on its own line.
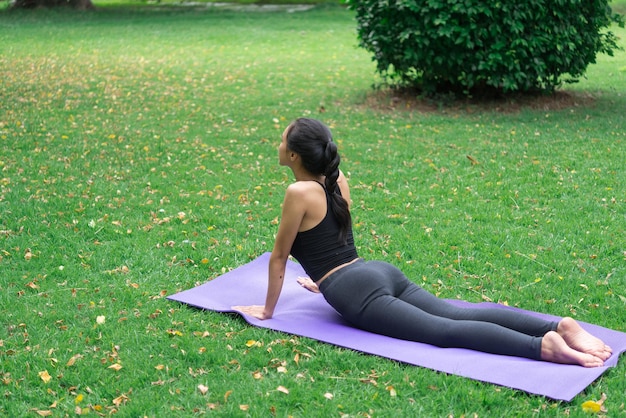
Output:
[323, 141, 340, 193]
[323, 140, 352, 244]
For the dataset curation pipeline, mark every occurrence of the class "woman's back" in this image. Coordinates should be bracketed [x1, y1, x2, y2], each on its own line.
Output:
[289, 181, 357, 281]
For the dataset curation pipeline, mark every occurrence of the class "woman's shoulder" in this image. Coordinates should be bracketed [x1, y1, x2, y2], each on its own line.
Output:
[284, 181, 325, 209]
[286, 181, 324, 195]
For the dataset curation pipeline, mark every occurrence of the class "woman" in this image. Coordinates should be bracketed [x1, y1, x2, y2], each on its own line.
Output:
[234, 118, 611, 367]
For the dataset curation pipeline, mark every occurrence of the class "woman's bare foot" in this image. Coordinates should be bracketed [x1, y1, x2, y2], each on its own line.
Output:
[557, 317, 612, 361]
[541, 331, 604, 367]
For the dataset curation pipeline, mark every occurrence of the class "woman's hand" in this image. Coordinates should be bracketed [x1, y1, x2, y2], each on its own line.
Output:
[232, 305, 272, 320]
[297, 276, 320, 293]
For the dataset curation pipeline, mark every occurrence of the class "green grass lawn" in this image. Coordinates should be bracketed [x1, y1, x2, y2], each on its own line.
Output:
[1, 3, 625, 417]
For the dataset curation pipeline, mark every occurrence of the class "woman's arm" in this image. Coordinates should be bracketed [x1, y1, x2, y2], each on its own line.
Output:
[233, 184, 307, 319]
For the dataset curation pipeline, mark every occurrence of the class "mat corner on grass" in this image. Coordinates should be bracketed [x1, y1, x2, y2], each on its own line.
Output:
[168, 252, 626, 402]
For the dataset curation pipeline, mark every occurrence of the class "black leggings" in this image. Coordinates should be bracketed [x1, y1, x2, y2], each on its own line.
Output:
[319, 260, 558, 360]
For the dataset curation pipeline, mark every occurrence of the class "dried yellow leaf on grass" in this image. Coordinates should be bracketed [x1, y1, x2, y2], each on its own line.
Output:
[245, 340, 261, 347]
[108, 363, 123, 371]
[224, 390, 233, 402]
[35, 410, 52, 417]
[66, 354, 83, 367]
[74, 406, 88, 415]
[277, 386, 289, 394]
[582, 401, 601, 413]
[197, 384, 209, 395]
[582, 393, 607, 414]
[112, 394, 129, 407]
[38, 370, 51, 383]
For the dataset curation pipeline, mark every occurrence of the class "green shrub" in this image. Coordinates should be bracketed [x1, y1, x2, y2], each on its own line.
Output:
[348, 0, 624, 95]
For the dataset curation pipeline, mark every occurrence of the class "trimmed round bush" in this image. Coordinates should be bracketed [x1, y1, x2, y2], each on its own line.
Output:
[348, 0, 624, 95]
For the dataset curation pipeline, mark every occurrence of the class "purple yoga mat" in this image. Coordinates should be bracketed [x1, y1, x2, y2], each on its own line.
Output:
[168, 252, 626, 401]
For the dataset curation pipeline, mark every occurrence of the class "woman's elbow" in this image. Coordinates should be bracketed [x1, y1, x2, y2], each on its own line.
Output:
[270, 250, 289, 266]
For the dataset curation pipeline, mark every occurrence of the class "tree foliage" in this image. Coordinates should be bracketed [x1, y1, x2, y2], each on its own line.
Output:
[348, 0, 624, 95]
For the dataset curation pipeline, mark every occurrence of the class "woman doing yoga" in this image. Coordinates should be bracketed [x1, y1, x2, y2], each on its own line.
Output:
[234, 118, 612, 367]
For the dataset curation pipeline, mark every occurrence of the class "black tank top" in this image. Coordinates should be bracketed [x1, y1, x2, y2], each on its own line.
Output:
[289, 183, 358, 281]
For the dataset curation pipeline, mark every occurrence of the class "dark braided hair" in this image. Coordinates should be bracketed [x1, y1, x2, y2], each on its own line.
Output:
[285, 118, 351, 244]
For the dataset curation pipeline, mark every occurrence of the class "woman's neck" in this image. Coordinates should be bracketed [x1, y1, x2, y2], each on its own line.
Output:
[292, 168, 323, 183]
